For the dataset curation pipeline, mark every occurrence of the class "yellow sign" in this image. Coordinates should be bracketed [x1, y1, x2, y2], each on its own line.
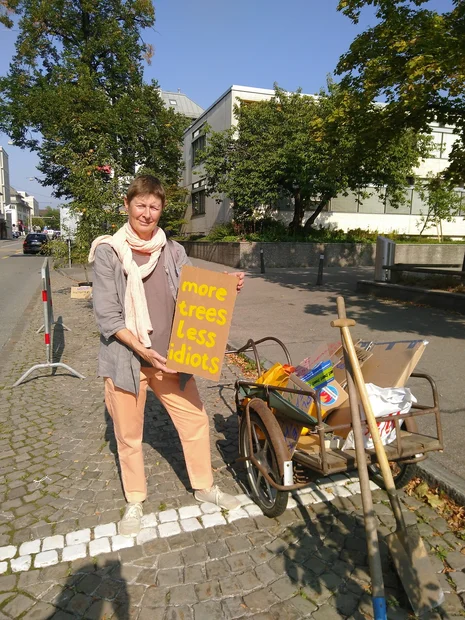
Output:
[167, 266, 238, 380]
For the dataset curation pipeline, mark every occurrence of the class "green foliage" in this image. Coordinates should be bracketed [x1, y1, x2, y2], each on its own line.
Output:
[336, 0, 465, 186]
[40, 206, 60, 230]
[0, 0, 187, 257]
[416, 175, 462, 241]
[201, 83, 430, 234]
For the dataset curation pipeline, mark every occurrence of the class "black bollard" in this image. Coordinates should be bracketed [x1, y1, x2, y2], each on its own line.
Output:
[316, 253, 324, 285]
[260, 248, 265, 274]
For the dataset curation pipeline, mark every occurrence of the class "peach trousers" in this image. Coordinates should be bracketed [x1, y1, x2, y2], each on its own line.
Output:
[104, 368, 213, 503]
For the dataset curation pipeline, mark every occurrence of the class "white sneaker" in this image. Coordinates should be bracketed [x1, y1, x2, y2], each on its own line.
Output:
[194, 485, 241, 510]
[118, 502, 143, 536]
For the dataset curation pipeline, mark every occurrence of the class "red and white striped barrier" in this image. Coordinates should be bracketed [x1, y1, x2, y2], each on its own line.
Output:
[13, 258, 85, 387]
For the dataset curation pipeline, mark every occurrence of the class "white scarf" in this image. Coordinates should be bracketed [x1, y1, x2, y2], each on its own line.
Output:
[89, 222, 166, 347]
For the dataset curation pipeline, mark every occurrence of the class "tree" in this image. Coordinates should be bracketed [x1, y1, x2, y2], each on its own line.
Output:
[201, 83, 430, 233]
[39, 206, 60, 230]
[416, 175, 462, 241]
[336, 0, 465, 184]
[0, 0, 188, 251]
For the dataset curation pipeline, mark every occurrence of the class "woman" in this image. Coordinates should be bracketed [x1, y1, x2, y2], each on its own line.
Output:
[90, 175, 244, 536]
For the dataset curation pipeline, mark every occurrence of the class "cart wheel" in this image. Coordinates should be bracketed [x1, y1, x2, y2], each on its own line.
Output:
[239, 411, 289, 518]
[368, 461, 416, 490]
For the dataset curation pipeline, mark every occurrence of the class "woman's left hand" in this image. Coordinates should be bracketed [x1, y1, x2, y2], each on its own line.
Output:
[230, 271, 245, 293]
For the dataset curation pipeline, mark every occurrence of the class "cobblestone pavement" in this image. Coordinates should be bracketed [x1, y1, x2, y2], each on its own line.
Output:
[0, 269, 464, 619]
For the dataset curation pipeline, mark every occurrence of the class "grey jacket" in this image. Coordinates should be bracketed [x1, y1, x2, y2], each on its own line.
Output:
[92, 239, 191, 395]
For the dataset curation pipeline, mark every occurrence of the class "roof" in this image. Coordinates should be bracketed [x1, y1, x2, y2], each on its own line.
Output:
[160, 90, 204, 120]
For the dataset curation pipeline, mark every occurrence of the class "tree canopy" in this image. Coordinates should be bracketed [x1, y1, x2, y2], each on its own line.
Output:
[0, 0, 189, 252]
[200, 84, 430, 233]
[336, 0, 465, 184]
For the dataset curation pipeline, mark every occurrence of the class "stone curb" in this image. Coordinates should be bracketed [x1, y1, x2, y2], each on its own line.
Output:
[0, 473, 370, 575]
[357, 279, 465, 315]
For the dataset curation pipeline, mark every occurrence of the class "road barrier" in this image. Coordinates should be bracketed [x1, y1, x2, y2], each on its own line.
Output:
[13, 258, 85, 387]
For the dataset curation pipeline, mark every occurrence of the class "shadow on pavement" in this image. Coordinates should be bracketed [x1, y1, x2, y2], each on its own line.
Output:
[47, 559, 129, 619]
[52, 316, 65, 372]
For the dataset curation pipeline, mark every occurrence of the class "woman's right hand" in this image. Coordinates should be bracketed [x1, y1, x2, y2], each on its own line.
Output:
[139, 347, 178, 374]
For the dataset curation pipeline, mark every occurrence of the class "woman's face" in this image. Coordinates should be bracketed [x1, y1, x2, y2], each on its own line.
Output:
[124, 193, 163, 240]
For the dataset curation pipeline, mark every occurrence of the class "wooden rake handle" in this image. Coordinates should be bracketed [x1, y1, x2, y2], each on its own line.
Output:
[330, 298, 398, 497]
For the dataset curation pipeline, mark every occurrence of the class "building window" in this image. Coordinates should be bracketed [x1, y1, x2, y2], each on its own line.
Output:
[192, 190, 205, 216]
[192, 179, 206, 216]
[192, 124, 206, 166]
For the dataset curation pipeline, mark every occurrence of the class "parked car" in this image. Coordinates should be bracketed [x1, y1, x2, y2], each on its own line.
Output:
[23, 233, 48, 254]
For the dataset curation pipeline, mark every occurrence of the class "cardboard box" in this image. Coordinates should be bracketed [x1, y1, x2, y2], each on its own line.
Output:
[296, 433, 345, 451]
[356, 339, 427, 388]
[325, 339, 428, 437]
[71, 286, 92, 300]
[282, 373, 349, 419]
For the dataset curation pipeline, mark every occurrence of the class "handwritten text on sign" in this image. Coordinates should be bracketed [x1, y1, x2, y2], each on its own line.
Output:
[167, 266, 238, 380]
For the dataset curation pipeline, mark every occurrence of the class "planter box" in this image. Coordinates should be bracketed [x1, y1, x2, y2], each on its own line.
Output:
[180, 241, 465, 270]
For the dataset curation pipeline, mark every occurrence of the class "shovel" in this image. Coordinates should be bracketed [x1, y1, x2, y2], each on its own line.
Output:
[331, 296, 444, 616]
[333, 297, 387, 620]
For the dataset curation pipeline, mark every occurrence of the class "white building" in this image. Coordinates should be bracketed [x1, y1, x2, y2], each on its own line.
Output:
[18, 190, 39, 216]
[160, 89, 203, 121]
[7, 187, 33, 233]
[0, 147, 11, 239]
[181, 85, 465, 237]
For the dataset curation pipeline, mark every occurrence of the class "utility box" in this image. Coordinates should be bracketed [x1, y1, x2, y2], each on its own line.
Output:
[375, 236, 396, 282]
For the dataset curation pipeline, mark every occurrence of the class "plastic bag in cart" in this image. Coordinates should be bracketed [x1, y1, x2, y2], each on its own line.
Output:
[342, 383, 417, 451]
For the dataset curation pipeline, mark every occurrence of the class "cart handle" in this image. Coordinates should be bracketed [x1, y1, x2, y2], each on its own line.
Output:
[226, 336, 292, 376]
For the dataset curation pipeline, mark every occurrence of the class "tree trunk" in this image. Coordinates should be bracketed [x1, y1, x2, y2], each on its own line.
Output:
[290, 189, 304, 233]
[303, 196, 331, 233]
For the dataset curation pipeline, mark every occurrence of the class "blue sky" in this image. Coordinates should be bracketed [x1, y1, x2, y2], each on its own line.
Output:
[0, 0, 452, 209]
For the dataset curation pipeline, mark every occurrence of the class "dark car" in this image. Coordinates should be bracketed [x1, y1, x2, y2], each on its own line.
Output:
[23, 233, 48, 255]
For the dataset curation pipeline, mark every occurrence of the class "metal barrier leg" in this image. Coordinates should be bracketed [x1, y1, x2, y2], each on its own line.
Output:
[13, 362, 85, 387]
[37, 321, 71, 333]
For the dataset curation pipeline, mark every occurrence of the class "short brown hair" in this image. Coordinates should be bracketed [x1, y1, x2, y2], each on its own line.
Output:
[126, 175, 166, 207]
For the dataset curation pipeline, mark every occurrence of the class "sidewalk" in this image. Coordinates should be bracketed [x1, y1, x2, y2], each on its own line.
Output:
[0, 263, 463, 618]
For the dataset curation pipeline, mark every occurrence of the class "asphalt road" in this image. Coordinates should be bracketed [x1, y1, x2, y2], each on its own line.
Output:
[0, 239, 44, 362]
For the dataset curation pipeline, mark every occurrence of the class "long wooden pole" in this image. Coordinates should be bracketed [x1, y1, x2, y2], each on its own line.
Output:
[334, 298, 387, 620]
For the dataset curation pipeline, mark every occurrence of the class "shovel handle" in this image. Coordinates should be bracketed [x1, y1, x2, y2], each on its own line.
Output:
[335, 297, 406, 531]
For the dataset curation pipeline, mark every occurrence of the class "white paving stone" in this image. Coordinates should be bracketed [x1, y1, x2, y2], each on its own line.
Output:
[42, 535, 64, 551]
[202, 513, 227, 528]
[136, 528, 158, 545]
[157, 509, 178, 523]
[158, 522, 181, 538]
[94, 523, 117, 539]
[89, 537, 111, 557]
[199, 502, 221, 515]
[66, 529, 91, 546]
[295, 491, 318, 506]
[0, 545, 16, 561]
[62, 544, 87, 562]
[369, 480, 380, 491]
[111, 535, 135, 551]
[180, 518, 203, 532]
[19, 539, 41, 556]
[235, 493, 253, 506]
[178, 505, 201, 519]
[140, 513, 157, 528]
[312, 488, 335, 502]
[330, 485, 352, 498]
[315, 477, 336, 489]
[11, 555, 32, 573]
[287, 497, 298, 509]
[346, 482, 362, 495]
[226, 508, 249, 523]
[34, 551, 59, 568]
[329, 473, 351, 486]
[0, 562, 7, 574]
[244, 503, 264, 517]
